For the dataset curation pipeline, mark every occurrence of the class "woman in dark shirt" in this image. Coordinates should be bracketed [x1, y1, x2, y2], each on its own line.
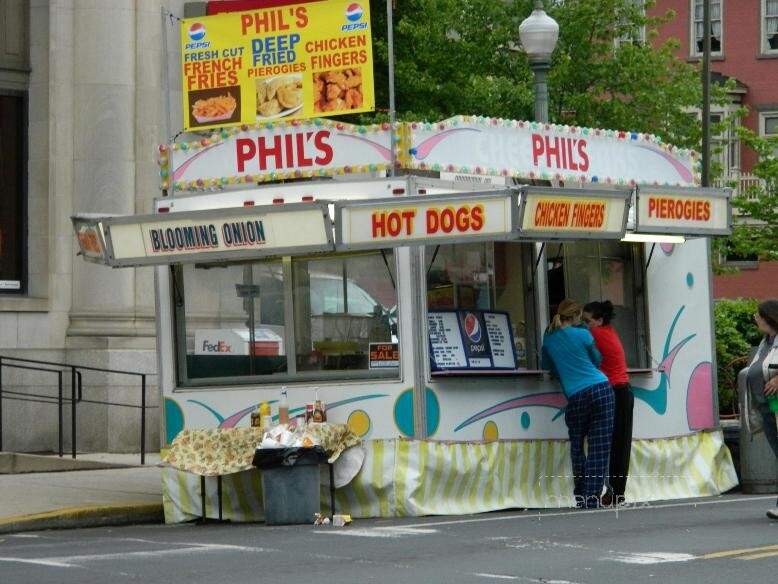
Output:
[583, 301, 632, 507]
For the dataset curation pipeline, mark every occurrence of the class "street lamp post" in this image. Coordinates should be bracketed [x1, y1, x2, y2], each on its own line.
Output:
[519, 1, 559, 124]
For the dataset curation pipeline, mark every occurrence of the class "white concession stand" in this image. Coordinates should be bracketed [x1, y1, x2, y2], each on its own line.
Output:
[74, 117, 738, 521]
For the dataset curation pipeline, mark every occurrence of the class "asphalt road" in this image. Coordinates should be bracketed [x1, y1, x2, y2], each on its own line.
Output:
[0, 494, 777, 584]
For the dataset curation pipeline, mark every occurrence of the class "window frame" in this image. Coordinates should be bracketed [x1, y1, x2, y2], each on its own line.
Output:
[762, 0, 778, 55]
[690, 0, 723, 58]
[614, 0, 647, 48]
[172, 250, 404, 389]
[546, 241, 650, 370]
[421, 241, 541, 375]
[0, 88, 28, 295]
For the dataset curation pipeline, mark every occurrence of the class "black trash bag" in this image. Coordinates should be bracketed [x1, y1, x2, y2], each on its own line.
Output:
[252, 446, 328, 469]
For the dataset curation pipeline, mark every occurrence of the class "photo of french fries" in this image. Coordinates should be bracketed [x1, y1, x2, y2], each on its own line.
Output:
[313, 68, 364, 113]
[191, 93, 238, 123]
[256, 75, 303, 119]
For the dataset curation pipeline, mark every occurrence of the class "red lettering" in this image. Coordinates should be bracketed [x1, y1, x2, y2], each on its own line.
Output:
[401, 210, 415, 235]
[440, 208, 455, 233]
[296, 132, 313, 166]
[648, 197, 657, 217]
[471, 205, 484, 231]
[702, 201, 711, 221]
[295, 7, 308, 27]
[313, 131, 333, 165]
[387, 212, 402, 237]
[426, 209, 439, 234]
[577, 140, 589, 171]
[258, 135, 283, 171]
[455, 207, 469, 231]
[531, 134, 544, 166]
[545, 136, 561, 168]
[371, 212, 386, 238]
[240, 14, 253, 35]
[236, 138, 256, 173]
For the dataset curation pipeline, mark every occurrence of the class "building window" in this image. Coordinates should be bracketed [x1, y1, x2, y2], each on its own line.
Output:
[710, 112, 740, 177]
[0, 92, 26, 292]
[426, 242, 538, 369]
[174, 251, 399, 385]
[764, 0, 778, 53]
[760, 111, 778, 156]
[692, 0, 722, 56]
[615, 0, 646, 47]
[546, 241, 648, 368]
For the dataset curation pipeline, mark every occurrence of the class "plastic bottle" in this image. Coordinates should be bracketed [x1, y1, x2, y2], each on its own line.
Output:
[258, 401, 271, 429]
[279, 387, 289, 424]
[768, 394, 778, 413]
[312, 387, 324, 423]
[250, 403, 262, 428]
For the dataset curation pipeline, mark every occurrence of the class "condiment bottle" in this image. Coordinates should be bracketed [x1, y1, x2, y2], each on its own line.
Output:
[279, 387, 289, 424]
[250, 403, 262, 428]
[312, 387, 324, 423]
[258, 401, 271, 429]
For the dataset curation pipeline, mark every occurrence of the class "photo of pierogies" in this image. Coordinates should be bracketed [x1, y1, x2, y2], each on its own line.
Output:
[255, 75, 303, 119]
[313, 68, 364, 113]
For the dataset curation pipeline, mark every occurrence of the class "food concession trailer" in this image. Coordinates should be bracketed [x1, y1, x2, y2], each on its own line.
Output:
[74, 117, 738, 521]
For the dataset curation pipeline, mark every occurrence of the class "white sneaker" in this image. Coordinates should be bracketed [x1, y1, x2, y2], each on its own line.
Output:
[767, 508, 778, 520]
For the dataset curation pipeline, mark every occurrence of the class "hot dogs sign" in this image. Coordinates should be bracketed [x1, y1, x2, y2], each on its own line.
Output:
[335, 192, 519, 249]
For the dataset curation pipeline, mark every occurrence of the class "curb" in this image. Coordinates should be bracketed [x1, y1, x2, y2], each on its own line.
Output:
[0, 502, 164, 535]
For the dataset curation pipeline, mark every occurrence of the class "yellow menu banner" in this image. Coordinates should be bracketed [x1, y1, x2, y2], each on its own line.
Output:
[180, 1, 375, 131]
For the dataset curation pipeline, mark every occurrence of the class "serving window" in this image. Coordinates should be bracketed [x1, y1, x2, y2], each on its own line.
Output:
[546, 241, 649, 368]
[174, 250, 399, 386]
[425, 242, 538, 370]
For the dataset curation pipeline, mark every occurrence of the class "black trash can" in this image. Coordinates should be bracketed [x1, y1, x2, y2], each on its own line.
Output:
[253, 447, 327, 525]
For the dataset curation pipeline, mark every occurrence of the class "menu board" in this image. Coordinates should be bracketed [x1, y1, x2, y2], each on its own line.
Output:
[429, 310, 517, 371]
[483, 313, 514, 368]
[427, 312, 467, 369]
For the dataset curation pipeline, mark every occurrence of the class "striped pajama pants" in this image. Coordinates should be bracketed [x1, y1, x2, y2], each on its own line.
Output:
[564, 381, 616, 508]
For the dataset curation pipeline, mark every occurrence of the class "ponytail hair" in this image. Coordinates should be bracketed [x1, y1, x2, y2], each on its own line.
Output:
[583, 300, 615, 325]
[548, 299, 583, 332]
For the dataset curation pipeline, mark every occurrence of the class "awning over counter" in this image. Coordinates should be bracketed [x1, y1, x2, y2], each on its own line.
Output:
[73, 181, 734, 269]
[635, 186, 732, 236]
[72, 202, 334, 268]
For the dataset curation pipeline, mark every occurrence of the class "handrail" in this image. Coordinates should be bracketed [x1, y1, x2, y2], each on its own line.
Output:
[0, 355, 152, 377]
[0, 355, 155, 464]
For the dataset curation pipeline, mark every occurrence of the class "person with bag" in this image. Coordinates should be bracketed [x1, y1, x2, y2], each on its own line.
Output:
[745, 299, 778, 520]
[542, 299, 615, 509]
[583, 301, 632, 507]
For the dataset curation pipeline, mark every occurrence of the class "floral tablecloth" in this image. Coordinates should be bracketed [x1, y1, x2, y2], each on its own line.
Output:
[164, 423, 361, 476]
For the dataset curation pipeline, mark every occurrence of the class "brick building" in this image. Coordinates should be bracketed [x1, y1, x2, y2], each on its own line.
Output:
[650, 1, 778, 301]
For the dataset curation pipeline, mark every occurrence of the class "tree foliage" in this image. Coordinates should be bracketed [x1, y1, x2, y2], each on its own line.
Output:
[713, 299, 762, 414]
[721, 128, 778, 261]
[362, 0, 707, 149]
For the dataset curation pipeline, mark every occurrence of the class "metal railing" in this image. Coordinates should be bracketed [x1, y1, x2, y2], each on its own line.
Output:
[714, 173, 767, 204]
[0, 355, 154, 465]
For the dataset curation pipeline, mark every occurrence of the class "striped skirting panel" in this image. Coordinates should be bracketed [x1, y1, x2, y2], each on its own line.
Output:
[161, 430, 738, 523]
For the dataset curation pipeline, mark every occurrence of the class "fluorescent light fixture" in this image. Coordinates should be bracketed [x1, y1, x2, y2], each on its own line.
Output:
[621, 233, 686, 244]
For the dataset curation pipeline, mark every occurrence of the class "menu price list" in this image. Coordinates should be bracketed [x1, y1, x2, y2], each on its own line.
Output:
[428, 312, 467, 369]
[483, 313, 515, 369]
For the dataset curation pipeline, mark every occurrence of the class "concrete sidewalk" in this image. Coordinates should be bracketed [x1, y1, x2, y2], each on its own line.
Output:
[0, 453, 164, 534]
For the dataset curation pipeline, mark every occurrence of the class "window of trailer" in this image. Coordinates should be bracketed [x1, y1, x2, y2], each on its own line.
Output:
[545, 241, 649, 368]
[173, 250, 399, 385]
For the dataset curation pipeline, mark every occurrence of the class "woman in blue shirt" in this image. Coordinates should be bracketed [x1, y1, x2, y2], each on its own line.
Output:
[542, 298, 615, 508]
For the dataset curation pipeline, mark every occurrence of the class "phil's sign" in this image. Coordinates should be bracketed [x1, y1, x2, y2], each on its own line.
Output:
[73, 203, 334, 267]
[180, 0, 375, 131]
[335, 191, 518, 249]
[519, 187, 630, 239]
[164, 121, 392, 190]
[407, 116, 698, 187]
[636, 186, 731, 235]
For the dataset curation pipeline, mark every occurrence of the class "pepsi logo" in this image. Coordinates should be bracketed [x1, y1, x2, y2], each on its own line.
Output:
[345, 3, 363, 22]
[464, 313, 482, 343]
[188, 22, 206, 41]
